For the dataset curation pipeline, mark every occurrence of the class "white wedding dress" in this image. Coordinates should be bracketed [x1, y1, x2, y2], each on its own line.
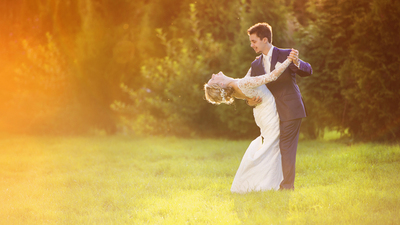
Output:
[230, 59, 291, 193]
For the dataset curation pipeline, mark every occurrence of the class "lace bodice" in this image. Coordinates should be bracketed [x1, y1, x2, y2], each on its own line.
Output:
[237, 59, 292, 98]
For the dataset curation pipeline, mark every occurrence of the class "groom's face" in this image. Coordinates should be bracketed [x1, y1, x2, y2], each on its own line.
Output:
[249, 34, 268, 54]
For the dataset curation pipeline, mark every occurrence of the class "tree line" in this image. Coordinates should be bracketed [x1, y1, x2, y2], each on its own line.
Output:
[1, 0, 399, 141]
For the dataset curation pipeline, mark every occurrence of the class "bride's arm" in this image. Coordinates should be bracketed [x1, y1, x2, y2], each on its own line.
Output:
[238, 57, 292, 89]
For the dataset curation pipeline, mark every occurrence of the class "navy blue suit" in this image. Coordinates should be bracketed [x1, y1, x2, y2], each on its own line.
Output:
[250, 47, 312, 189]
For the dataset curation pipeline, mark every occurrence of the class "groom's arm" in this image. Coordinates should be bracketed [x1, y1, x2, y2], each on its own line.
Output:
[289, 56, 312, 77]
[286, 49, 312, 77]
[289, 59, 313, 77]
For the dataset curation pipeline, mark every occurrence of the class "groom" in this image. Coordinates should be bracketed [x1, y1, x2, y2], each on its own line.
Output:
[245, 22, 312, 190]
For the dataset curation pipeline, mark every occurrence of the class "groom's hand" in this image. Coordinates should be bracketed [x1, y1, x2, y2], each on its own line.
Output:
[246, 96, 262, 107]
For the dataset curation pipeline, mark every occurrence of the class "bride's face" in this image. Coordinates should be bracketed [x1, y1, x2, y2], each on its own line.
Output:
[207, 72, 228, 88]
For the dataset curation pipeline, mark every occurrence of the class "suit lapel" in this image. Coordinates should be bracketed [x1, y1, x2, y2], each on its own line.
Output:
[270, 47, 279, 72]
[251, 55, 264, 76]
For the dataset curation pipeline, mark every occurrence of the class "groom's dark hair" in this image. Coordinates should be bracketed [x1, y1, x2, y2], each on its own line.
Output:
[247, 22, 273, 43]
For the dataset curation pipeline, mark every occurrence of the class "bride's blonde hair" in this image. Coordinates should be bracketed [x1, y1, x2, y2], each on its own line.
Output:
[204, 83, 235, 105]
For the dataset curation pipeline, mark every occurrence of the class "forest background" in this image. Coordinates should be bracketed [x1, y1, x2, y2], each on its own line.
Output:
[1, 0, 399, 141]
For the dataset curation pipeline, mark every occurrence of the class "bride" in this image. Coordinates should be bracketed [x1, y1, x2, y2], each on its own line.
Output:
[204, 49, 297, 193]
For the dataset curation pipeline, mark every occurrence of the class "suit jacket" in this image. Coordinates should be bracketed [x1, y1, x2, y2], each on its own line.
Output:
[250, 47, 312, 121]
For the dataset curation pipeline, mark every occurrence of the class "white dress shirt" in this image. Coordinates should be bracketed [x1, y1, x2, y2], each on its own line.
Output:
[262, 46, 274, 74]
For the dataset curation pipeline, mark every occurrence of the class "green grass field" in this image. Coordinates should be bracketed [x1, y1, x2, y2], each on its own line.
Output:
[1, 135, 399, 224]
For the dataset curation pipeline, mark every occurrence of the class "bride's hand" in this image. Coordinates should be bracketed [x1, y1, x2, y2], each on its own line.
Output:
[288, 48, 300, 67]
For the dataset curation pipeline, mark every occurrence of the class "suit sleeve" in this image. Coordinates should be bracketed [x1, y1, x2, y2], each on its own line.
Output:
[289, 59, 313, 77]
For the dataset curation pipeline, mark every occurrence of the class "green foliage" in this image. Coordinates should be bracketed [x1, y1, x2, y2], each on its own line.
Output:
[298, 0, 400, 141]
[3, 0, 399, 141]
[112, 4, 224, 137]
[338, 0, 400, 141]
[112, 0, 295, 138]
[295, 0, 356, 138]
[12, 33, 78, 134]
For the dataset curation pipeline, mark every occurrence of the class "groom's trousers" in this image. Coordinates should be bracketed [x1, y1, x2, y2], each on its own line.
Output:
[279, 118, 302, 190]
